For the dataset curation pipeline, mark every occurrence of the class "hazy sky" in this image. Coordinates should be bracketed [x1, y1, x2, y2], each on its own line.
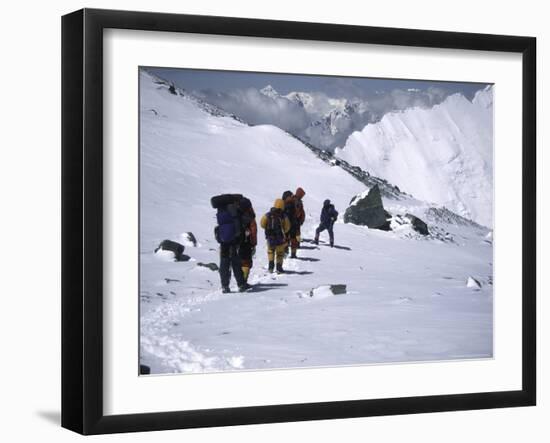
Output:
[146, 66, 490, 101]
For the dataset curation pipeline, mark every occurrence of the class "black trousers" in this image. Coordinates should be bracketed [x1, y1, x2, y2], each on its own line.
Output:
[315, 222, 334, 244]
[239, 242, 253, 268]
[219, 242, 245, 288]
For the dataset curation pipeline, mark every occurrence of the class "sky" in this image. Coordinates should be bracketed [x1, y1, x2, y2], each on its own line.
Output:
[146, 66, 489, 101]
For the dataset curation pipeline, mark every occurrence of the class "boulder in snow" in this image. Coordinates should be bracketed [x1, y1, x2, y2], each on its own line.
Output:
[197, 262, 219, 271]
[139, 364, 151, 375]
[405, 213, 429, 236]
[181, 231, 198, 247]
[155, 239, 186, 262]
[329, 284, 347, 295]
[308, 284, 347, 299]
[344, 185, 391, 230]
[466, 276, 482, 289]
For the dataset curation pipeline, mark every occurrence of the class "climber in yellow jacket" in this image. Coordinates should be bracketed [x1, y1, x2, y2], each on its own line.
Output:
[260, 198, 291, 274]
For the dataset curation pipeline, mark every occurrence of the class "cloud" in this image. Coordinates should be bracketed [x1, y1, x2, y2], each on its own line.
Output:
[195, 88, 312, 133]
[194, 84, 460, 152]
[366, 86, 449, 116]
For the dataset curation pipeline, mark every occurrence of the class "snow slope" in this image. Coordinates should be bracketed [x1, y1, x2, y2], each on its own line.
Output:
[139, 70, 493, 374]
[336, 87, 494, 227]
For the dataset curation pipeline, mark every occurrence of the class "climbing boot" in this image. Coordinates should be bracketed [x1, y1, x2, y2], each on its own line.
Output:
[239, 283, 252, 292]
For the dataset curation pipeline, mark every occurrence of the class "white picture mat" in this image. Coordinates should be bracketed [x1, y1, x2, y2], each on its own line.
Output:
[103, 28, 523, 416]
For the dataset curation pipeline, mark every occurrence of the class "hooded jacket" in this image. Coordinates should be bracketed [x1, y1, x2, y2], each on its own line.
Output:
[320, 201, 338, 226]
[260, 199, 291, 246]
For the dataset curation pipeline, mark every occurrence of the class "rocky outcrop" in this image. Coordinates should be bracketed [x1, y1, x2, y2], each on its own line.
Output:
[344, 185, 391, 230]
[405, 214, 429, 236]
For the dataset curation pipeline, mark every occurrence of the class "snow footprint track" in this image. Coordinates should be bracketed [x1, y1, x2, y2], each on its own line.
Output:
[141, 249, 323, 374]
[141, 284, 250, 373]
[141, 334, 246, 373]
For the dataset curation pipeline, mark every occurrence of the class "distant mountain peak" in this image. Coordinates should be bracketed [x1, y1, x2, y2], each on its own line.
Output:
[285, 91, 313, 109]
[260, 85, 280, 98]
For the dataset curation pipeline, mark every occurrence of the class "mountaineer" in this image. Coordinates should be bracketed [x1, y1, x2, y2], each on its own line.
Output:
[314, 199, 339, 247]
[238, 197, 257, 284]
[211, 194, 252, 293]
[282, 187, 306, 258]
[260, 198, 291, 274]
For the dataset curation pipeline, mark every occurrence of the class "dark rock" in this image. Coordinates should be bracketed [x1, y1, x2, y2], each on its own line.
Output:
[466, 276, 482, 289]
[329, 284, 347, 295]
[139, 364, 151, 375]
[183, 232, 198, 247]
[307, 284, 347, 298]
[405, 214, 429, 236]
[168, 85, 177, 95]
[197, 262, 219, 271]
[344, 185, 391, 230]
[155, 239, 186, 261]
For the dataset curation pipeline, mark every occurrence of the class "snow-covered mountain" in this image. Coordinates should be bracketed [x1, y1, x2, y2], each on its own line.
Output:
[336, 87, 494, 227]
[259, 84, 280, 99]
[284, 90, 348, 116]
[304, 101, 374, 151]
[284, 91, 317, 112]
[139, 70, 492, 374]
[259, 85, 370, 150]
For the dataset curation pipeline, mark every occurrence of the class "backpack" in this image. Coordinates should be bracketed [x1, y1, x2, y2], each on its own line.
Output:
[294, 199, 305, 225]
[211, 193, 242, 209]
[265, 210, 286, 247]
[284, 198, 297, 225]
[240, 199, 257, 245]
[215, 203, 241, 244]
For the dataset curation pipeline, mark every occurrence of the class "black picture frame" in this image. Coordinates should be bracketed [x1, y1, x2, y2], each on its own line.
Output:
[61, 8, 536, 435]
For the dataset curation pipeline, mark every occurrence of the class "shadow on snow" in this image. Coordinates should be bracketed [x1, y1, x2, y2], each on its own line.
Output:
[301, 238, 351, 251]
[298, 245, 320, 250]
[247, 283, 289, 293]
